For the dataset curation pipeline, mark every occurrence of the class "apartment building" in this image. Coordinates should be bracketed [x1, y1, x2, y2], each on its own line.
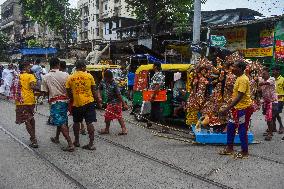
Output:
[77, 0, 135, 45]
[0, 0, 23, 44]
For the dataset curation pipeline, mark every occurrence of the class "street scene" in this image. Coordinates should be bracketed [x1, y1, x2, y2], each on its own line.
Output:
[0, 0, 284, 189]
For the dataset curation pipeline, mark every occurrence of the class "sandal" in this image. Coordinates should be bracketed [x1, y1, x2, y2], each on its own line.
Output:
[98, 129, 110, 135]
[82, 144, 96, 151]
[265, 135, 273, 141]
[62, 146, 75, 152]
[29, 142, 39, 148]
[219, 148, 234, 155]
[80, 130, 87, 135]
[234, 152, 249, 159]
[73, 142, 80, 147]
[278, 128, 284, 134]
[50, 137, 60, 144]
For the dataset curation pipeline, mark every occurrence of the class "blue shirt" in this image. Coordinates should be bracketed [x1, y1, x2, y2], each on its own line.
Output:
[127, 72, 135, 86]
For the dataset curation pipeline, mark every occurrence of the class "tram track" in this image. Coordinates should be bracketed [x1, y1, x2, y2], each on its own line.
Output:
[0, 99, 283, 189]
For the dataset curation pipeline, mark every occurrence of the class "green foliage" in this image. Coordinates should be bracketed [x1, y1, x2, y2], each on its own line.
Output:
[27, 39, 42, 47]
[125, 0, 194, 34]
[0, 32, 9, 61]
[21, 0, 80, 43]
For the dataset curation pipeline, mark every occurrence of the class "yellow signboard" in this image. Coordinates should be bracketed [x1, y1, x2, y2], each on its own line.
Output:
[239, 47, 273, 58]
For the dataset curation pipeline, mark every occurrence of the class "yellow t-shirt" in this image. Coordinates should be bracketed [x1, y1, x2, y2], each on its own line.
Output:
[16, 73, 36, 105]
[275, 76, 284, 102]
[66, 71, 95, 107]
[232, 74, 252, 110]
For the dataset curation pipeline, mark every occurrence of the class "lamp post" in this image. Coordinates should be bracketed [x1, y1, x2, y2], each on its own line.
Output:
[191, 0, 202, 64]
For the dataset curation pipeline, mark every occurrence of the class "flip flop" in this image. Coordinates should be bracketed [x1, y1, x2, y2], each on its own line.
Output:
[73, 142, 80, 147]
[219, 149, 234, 155]
[98, 129, 110, 135]
[234, 152, 249, 159]
[118, 132, 128, 136]
[50, 137, 60, 144]
[265, 135, 273, 141]
[82, 144, 96, 151]
[62, 146, 75, 152]
[29, 142, 39, 149]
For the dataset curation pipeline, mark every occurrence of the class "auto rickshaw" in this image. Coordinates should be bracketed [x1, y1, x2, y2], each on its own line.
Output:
[132, 64, 193, 125]
[86, 64, 128, 107]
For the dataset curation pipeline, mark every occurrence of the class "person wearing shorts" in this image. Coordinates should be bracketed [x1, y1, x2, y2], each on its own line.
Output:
[15, 63, 38, 148]
[98, 70, 128, 135]
[66, 60, 102, 150]
[41, 58, 74, 152]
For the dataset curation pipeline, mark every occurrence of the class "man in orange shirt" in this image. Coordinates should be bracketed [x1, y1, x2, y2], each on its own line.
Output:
[66, 60, 102, 150]
[219, 61, 254, 159]
[14, 63, 38, 148]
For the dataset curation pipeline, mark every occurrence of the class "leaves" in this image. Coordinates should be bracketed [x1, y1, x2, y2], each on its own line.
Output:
[21, 0, 79, 43]
[125, 0, 194, 34]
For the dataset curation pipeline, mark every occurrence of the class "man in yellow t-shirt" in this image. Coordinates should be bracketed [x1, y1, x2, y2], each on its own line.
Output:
[219, 61, 254, 159]
[66, 60, 102, 150]
[15, 63, 38, 148]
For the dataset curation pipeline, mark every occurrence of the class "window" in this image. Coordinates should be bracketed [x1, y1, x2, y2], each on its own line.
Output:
[109, 22, 113, 34]
[105, 4, 108, 10]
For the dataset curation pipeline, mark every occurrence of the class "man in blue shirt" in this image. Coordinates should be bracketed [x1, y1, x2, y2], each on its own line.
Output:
[127, 69, 135, 100]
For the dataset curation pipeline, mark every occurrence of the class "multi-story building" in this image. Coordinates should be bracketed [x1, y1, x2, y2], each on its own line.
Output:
[77, 0, 136, 47]
[0, 0, 23, 44]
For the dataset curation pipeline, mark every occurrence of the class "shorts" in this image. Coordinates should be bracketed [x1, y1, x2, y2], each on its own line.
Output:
[128, 85, 134, 90]
[50, 102, 68, 126]
[278, 101, 284, 113]
[15, 105, 35, 124]
[72, 102, 97, 124]
[104, 103, 122, 121]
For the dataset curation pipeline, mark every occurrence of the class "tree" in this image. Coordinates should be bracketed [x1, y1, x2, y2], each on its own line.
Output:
[0, 33, 9, 61]
[21, 0, 79, 45]
[125, 0, 194, 35]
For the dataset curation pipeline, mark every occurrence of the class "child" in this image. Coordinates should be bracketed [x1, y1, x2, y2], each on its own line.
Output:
[259, 68, 278, 141]
[98, 70, 128, 135]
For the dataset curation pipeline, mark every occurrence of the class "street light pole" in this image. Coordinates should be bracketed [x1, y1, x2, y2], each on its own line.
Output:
[191, 0, 202, 64]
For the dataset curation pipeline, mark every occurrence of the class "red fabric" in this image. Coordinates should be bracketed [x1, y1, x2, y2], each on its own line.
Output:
[104, 103, 122, 121]
[49, 95, 68, 103]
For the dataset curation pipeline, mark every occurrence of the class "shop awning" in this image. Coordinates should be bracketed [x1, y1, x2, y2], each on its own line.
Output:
[20, 48, 57, 55]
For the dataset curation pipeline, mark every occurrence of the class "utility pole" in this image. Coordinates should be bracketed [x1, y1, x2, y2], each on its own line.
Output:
[191, 0, 202, 64]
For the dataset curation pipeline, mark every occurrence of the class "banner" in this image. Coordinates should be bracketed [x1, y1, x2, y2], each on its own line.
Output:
[260, 29, 274, 47]
[215, 27, 247, 51]
[239, 47, 273, 58]
[275, 40, 284, 59]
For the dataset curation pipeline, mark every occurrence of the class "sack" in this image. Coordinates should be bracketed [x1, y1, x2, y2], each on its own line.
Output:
[140, 101, 151, 115]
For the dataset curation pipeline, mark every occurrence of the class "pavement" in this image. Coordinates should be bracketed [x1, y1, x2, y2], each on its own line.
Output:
[0, 98, 283, 189]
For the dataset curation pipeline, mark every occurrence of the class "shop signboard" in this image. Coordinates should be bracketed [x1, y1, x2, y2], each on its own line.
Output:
[239, 47, 273, 58]
[210, 35, 227, 47]
[275, 21, 284, 61]
[260, 29, 274, 47]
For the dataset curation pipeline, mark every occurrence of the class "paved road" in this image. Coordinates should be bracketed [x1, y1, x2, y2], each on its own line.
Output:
[0, 99, 283, 189]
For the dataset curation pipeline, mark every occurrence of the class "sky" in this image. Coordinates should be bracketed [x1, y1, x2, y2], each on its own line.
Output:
[0, 0, 283, 17]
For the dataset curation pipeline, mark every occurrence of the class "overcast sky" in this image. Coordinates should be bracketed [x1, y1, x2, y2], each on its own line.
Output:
[0, 0, 283, 17]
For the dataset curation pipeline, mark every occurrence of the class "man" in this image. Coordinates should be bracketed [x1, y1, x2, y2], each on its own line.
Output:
[59, 61, 67, 73]
[14, 63, 38, 148]
[272, 66, 284, 135]
[259, 67, 278, 141]
[86, 43, 110, 65]
[127, 68, 135, 100]
[66, 60, 102, 150]
[98, 70, 128, 135]
[41, 58, 74, 152]
[1, 64, 15, 99]
[147, 62, 165, 128]
[219, 61, 254, 159]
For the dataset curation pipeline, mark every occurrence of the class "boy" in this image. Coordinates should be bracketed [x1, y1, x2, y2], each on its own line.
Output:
[14, 63, 38, 148]
[98, 70, 128, 135]
[259, 68, 278, 141]
[219, 61, 254, 159]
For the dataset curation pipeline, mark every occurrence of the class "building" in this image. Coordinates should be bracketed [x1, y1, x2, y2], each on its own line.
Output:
[0, 0, 23, 44]
[77, 0, 135, 48]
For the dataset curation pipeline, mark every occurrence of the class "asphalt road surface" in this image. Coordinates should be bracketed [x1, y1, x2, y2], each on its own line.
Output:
[0, 98, 283, 189]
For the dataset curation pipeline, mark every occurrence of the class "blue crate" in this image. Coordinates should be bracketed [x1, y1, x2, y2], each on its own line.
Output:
[192, 126, 254, 144]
